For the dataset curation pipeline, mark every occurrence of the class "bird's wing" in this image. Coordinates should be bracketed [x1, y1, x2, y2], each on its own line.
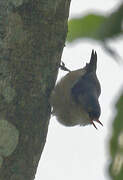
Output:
[71, 72, 101, 104]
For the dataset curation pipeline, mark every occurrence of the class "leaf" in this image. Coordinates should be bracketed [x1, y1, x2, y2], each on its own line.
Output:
[67, 14, 106, 42]
[67, 4, 123, 42]
[98, 4, 123, 40]
[109, 93, 123, 180]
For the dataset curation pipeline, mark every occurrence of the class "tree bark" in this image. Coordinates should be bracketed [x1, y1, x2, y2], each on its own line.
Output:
[0, 0, 71, 179]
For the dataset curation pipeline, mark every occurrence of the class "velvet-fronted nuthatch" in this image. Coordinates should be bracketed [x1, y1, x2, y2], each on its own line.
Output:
[50, 50, 103, 129]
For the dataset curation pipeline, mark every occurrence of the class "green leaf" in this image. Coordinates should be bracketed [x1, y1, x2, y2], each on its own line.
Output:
[109, 94, 123, 180]
[98, 4, 123, 40]
[67, 4, 123, 42]
[67, 14, 106, 42]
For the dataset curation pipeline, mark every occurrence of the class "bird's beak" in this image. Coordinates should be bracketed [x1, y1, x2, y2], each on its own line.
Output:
[91, 119, 103, 129]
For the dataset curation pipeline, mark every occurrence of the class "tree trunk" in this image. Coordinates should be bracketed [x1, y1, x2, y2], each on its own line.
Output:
[0, 0, 71, 179]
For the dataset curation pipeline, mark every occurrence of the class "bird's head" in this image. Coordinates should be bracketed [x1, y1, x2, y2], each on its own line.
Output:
[88, 108, 102, 129]
[80, 93, 102, 129]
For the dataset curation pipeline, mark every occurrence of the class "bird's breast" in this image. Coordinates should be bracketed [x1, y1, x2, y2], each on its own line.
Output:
[50, 69, 91, 126]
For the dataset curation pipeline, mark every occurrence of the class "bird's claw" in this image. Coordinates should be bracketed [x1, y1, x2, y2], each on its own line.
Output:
[59, 61, 71, 72]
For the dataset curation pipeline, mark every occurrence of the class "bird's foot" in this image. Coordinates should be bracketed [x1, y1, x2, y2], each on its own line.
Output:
[59, 61, 71, 72]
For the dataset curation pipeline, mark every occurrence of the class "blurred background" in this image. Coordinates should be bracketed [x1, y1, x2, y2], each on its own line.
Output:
[35, 0, 123, 180]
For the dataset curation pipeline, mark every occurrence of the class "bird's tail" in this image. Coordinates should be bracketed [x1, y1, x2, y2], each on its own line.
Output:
[85, 50, 97, 72]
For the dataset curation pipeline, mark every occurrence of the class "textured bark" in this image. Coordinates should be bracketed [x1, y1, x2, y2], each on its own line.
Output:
[0, 0, 71, 179]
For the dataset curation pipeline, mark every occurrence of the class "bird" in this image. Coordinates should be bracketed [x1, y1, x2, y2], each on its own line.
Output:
[50, 50, 103, 129]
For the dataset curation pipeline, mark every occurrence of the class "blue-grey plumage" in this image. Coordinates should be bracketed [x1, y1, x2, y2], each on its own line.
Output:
[50, 50, 103, 129]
